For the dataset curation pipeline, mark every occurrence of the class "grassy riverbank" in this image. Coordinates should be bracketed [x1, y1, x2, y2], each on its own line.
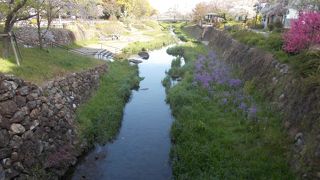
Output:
[122, 32, 175, 55]
[76, 61, 140, 145]
[0, 46, 103, 84]
[164, 24, 294, 179]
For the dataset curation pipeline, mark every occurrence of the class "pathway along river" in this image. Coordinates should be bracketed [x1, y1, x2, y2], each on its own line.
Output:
[72, 46, 176, 179]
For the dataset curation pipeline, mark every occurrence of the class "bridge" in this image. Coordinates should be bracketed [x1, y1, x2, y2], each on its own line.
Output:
[155, 16, 191, 22]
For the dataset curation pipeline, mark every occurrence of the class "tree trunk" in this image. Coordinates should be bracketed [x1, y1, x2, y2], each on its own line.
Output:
[2, 19, 14, 58]
[37, 12, 43, 49]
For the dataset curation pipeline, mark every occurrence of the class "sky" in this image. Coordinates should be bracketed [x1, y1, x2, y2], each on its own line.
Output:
[149, 0, 211, 14]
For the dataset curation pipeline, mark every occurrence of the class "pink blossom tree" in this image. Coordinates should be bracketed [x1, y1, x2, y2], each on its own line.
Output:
[283, 12, 320, 53]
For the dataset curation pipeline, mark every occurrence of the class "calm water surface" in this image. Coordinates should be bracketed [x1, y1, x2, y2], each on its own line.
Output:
[72, 46, 175, 180]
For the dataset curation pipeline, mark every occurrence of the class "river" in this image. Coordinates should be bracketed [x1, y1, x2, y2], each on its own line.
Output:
[71, 46, 175, 180]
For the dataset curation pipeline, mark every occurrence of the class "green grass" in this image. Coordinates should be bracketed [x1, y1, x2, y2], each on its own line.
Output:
[68, 39, 100, 49]
[121, 32, 175, 56]
[230, 30, 286, 61]
[167, 75, 294, 179]
[165, 24, 294, 179]
[76, 61, 141, 145]
[0, 46, 104, 84]
[229, 30, 320, 80]
[142, 20, 161, 30]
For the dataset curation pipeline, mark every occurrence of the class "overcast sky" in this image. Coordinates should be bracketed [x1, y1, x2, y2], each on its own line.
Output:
[149, 0, 211, 14]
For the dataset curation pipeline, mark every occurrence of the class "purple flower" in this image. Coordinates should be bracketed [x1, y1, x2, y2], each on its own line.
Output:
[222, 98, 228, 105]
[248, 105, 258, 119]
[228, 79, 242, 87]
[239, 102, 247, 111]
[208, 51, 217, 60]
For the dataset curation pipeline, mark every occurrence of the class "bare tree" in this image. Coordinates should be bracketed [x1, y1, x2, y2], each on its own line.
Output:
[35, 0, 68, 49]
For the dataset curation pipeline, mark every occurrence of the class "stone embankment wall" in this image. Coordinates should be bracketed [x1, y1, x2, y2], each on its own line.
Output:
[185, 26, 320, 179]
[15, 22, 99, 47]
[15, 27, 76, 47]
[0, 64, 107, 179]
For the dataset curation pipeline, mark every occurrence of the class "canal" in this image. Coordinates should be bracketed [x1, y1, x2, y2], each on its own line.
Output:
[72, 46, 175, 180]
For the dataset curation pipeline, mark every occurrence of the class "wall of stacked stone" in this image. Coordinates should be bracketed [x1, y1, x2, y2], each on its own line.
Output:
[0, 64, 107, 179]
[15, 27, 76, 47]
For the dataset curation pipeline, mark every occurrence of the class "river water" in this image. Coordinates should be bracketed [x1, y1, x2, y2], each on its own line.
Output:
[71, 46, 175, 180]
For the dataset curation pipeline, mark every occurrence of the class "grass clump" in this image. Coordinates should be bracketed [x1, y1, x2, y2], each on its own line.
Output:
[167, 46, 185, 57]
[177, 35, 188, 42]
[0, 46, 103, 84]
[76, 61, 141, 145]
[168, 57, 183, 79]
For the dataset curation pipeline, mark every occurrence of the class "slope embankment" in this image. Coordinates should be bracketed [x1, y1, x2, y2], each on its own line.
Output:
[184, 25, 320, 179]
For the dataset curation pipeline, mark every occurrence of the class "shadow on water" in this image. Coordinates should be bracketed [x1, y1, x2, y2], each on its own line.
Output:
[70, 46, 176, 180]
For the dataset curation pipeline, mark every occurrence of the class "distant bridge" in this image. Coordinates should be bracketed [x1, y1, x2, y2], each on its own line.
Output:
[155, 16, 191, 22]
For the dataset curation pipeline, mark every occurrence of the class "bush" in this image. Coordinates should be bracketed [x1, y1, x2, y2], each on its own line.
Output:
[268, 24, 274, 31]
[265, 33, 283, 51]
[167, 46, 185, 56]
[178, 35, 188, 42]
[274, 20, 283, 29]
[247, 37, 261, 46]
[283, 12, 320, 53]
[254, 24, 264, 29]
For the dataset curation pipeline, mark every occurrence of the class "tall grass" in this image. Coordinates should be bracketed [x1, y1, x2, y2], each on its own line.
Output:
[167, 74, 294, 179]
[164, 24, 294, 179]
[76, 61, 141, 145]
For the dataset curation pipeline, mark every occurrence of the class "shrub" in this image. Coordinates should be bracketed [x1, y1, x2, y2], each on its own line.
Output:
[283, 12, 320, 53]
[167, 46, 185, 56]
[178, 35, 188, 42]
[274, 19, 283, 29]
[254, 24, 264, 29]
[247, 37, 260, 46]
[268, 24, 274, 31]
[266, 33, 283, 51]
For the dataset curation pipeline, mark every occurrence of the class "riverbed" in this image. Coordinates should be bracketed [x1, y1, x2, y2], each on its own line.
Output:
[71, 46, 175, 179]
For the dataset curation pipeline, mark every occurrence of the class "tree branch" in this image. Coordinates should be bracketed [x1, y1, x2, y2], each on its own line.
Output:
[15, 14, 37, 22]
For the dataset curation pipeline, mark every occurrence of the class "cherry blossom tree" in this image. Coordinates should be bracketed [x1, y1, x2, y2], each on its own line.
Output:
[283, 12, 320, 53]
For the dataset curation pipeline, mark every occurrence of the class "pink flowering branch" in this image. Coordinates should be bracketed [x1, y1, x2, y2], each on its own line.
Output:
[283, 12, 320, 53]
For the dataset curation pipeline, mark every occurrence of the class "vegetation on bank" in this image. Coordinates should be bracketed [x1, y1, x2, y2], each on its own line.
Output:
[76, 61, 141, 145]
[164, 24, 294, 179]
[122, 32, 174, 55]
[229, 30, 319, 83]
[0, 46, 103, 84]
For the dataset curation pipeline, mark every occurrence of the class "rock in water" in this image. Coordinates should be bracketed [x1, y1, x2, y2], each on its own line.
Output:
[138, 51, 149, 60]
